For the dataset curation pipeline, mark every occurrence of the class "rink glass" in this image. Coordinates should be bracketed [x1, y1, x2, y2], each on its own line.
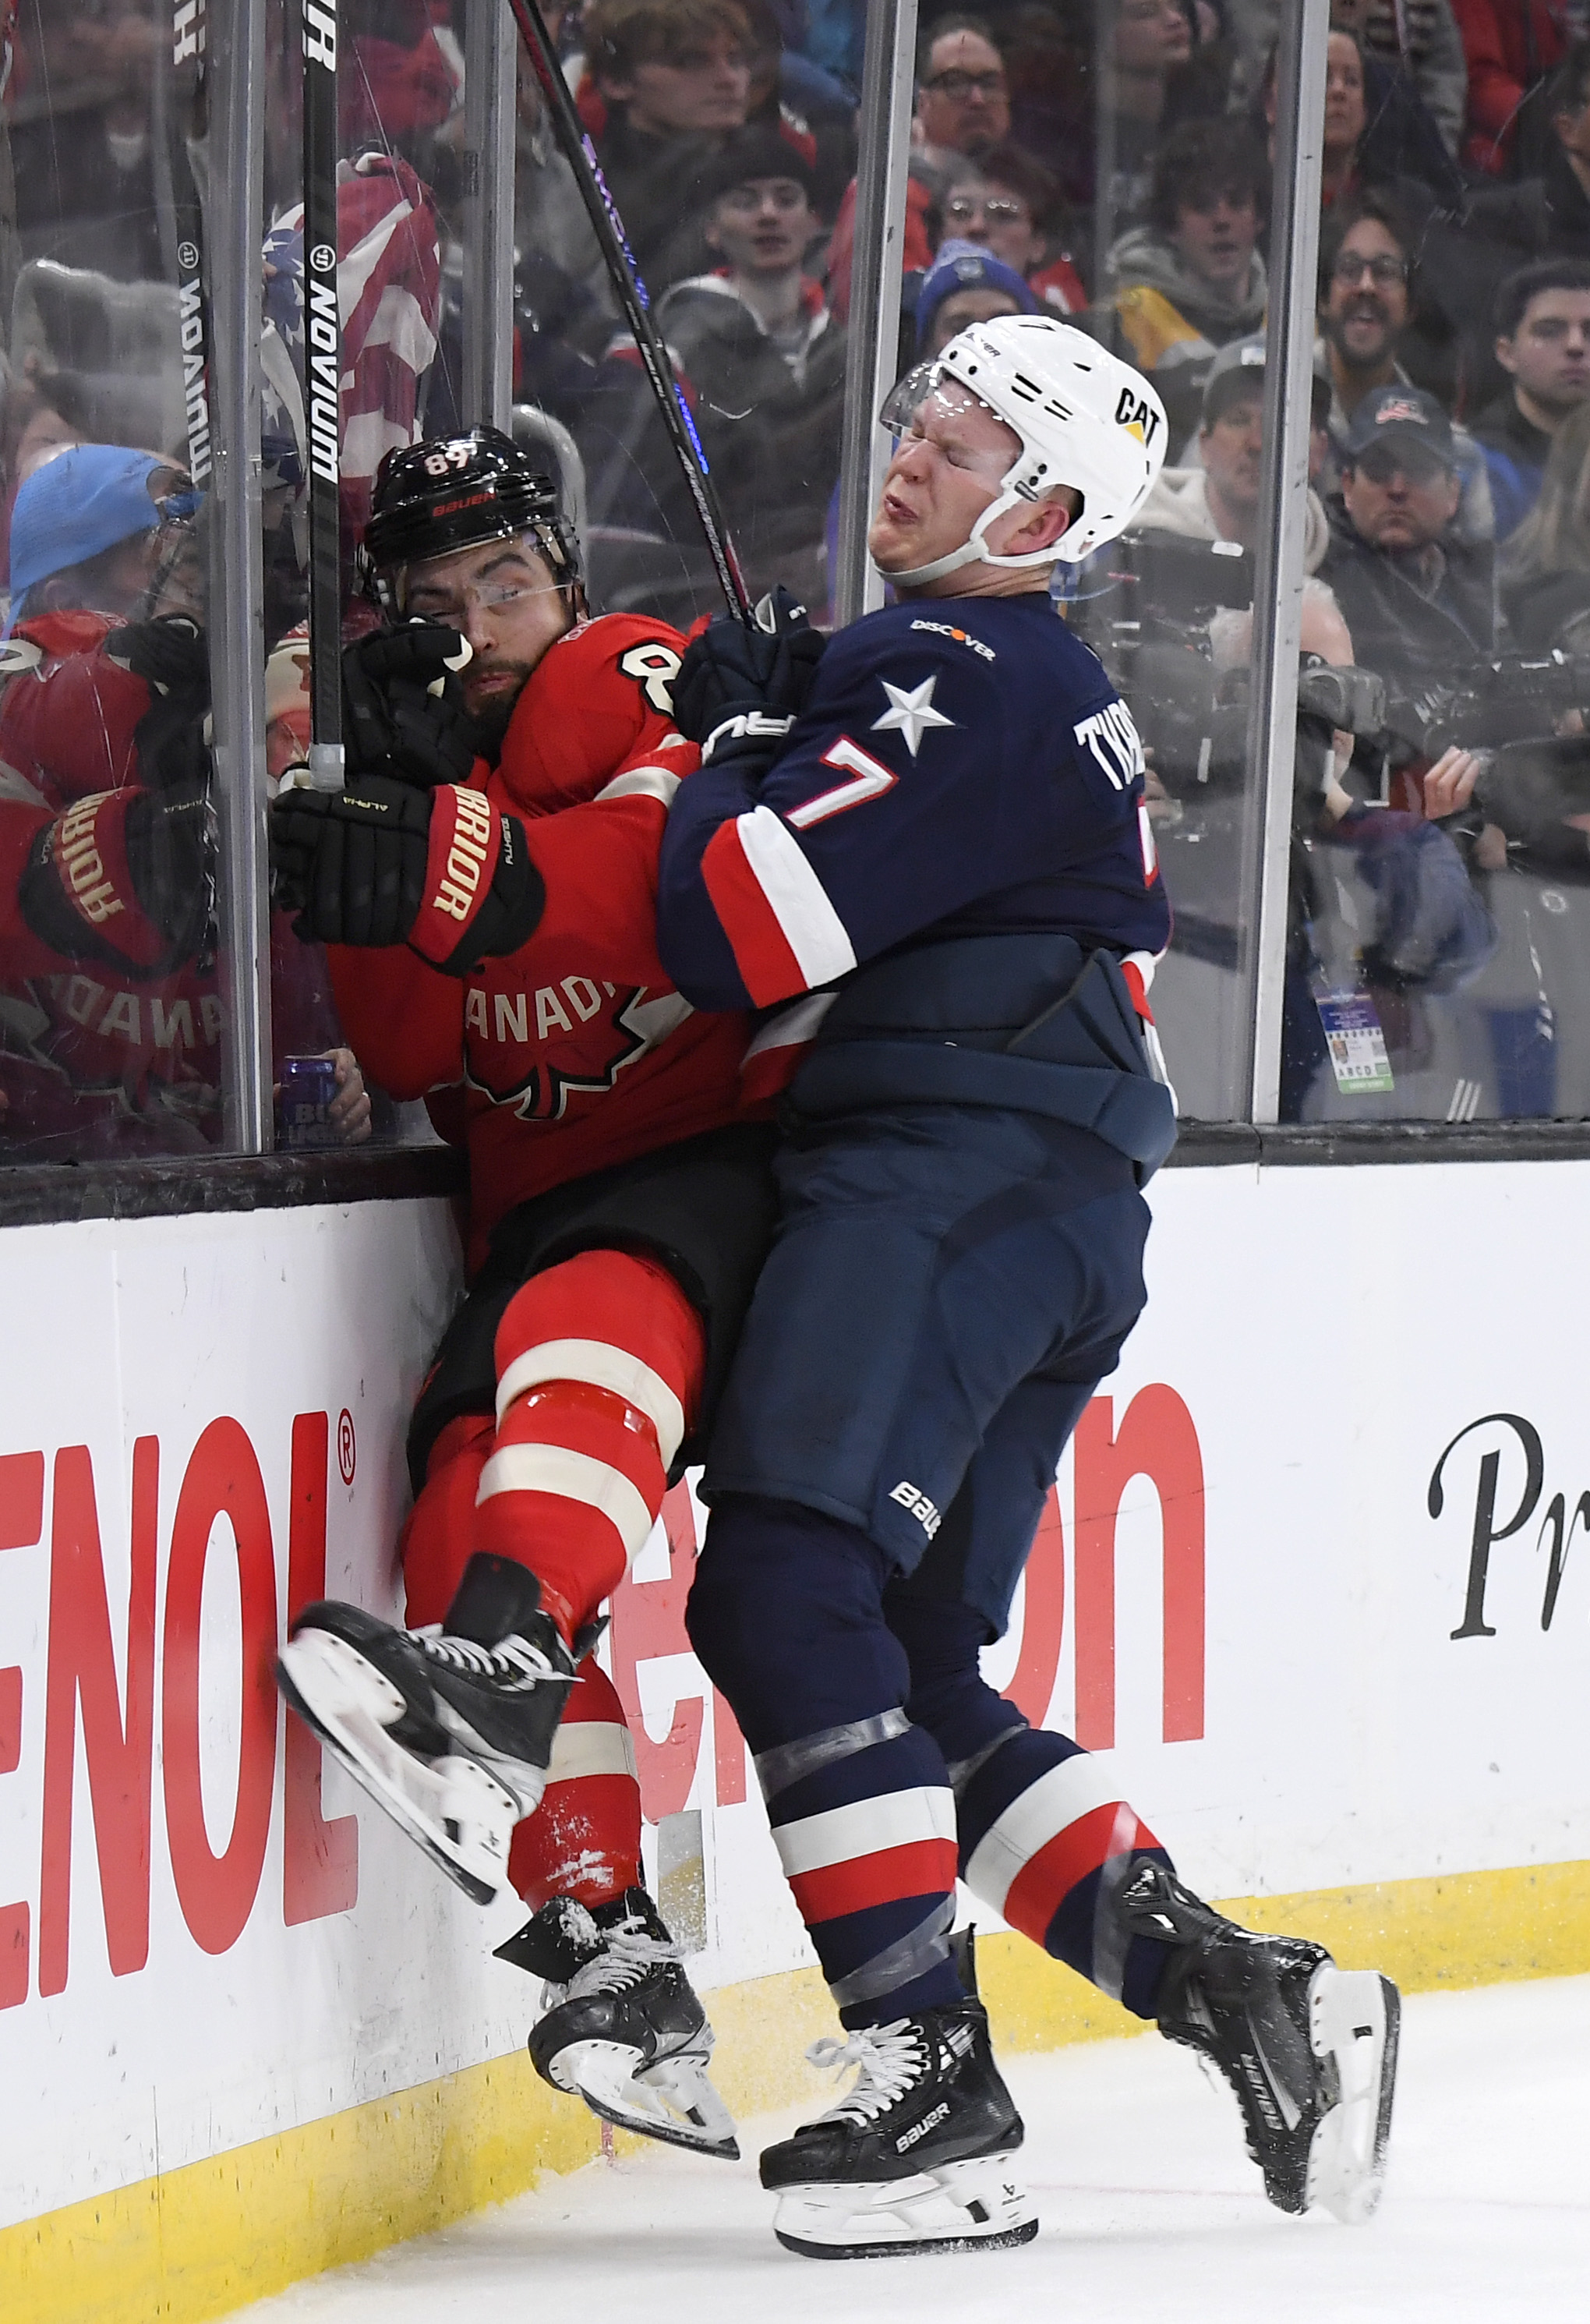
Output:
[3, 4, 1588, 1172]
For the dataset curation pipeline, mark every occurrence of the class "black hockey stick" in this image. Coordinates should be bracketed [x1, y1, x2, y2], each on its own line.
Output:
[503, 0, 753, 624]
[302, 0, 344, 769]
[169, 2, 214, 496]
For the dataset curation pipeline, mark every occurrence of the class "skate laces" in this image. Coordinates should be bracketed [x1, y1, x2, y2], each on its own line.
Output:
[411, 1624, 561, 1690]
[564, 1913, 681, 2001]
[805, 2019, 926, 2124]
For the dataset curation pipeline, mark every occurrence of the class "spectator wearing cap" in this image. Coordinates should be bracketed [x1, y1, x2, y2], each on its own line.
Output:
[657, 129, 845, 603]
[938, 141, 1088, 317]
[1315, 189, 1493, 547]
[1102, 120, 1270, 451]
[1137, 339, 1333, 565]
[584, 0, 754, 292]
[5, 444, 199, 635]
[1471, 260, 1590, 543]
[910, 239, 1037, 362]
[1320, 385, 1499, 691]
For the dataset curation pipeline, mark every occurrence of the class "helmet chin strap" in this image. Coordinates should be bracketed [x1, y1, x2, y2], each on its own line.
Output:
[876, 486, 1062, 589]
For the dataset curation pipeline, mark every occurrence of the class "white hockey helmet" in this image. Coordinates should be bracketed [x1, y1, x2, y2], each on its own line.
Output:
[876, 314, 1168, 585]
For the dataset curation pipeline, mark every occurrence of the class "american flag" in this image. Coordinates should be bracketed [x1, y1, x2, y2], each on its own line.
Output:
[261, 153, 443, 542]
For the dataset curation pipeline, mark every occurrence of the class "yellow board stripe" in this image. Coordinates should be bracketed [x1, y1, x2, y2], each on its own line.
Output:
[5, 1856, 1588, 2323]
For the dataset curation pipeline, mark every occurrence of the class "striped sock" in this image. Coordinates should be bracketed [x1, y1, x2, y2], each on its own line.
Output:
[475, 1249, 703, 1644]
[507, 1657, 641, 1910]
[757, 1714, 963, 2029]
[955, 1724, 1174, 2017]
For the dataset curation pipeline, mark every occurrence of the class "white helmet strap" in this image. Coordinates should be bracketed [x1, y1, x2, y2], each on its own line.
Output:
[882, 482, 1070, 589]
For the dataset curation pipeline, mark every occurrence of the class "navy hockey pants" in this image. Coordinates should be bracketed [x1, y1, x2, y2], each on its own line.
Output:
[686, 1105, 1174, 2025]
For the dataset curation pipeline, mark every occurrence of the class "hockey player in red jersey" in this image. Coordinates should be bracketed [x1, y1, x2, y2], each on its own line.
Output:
[0, 444, 362, 1155]
[272, 428, 789, 2159]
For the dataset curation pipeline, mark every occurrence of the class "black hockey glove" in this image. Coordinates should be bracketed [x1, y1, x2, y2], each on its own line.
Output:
[104, 614, 214, 794]
[673, 586, 828, 771]
[19, 780, 213, 975]
[104, 614, 210, 701]
[341, 623, 481, 792]
[270, 777, 545, 972]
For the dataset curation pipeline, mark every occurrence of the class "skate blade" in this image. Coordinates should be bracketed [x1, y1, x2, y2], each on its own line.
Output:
[277, 1631, 518, 1907]
[1306, 1966, 1401, 2223]
[772, 2152, 1037, 2259]
[549, 2037, 740, 2160]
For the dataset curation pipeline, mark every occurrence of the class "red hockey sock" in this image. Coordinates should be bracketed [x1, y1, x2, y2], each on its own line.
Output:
[475, 1248, 705, 1647]
[399, 1411, 495, 1627]
[507, 1657, 643, 1910]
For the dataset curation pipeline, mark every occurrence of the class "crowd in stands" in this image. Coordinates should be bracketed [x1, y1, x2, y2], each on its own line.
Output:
[2, 2, 1590, 1143]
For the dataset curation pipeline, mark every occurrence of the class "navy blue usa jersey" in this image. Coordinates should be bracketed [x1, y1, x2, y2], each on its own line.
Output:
[656, 593, 1171, 1012]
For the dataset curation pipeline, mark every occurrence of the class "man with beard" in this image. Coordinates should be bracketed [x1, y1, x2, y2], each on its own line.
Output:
[1315, 191, 1494, 543]
[1103, 121, 1270, 450]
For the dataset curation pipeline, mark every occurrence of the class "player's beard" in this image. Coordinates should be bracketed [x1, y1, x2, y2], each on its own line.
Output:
[463, 666, 533, 759]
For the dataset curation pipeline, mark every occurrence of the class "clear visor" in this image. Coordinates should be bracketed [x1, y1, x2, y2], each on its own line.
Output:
[877, 360, 1020, 479]
[394, 529, 567, 621]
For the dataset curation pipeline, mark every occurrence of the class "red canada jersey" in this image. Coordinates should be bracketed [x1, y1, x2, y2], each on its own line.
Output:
[0, 613, 339, 1153]
[327, 614, 755, 1273]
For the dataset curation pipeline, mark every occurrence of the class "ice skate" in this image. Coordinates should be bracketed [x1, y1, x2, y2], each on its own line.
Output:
[758, 1969, 1036, 2260]
[277, 1553, 574, 1905]
[1125, 1862, 1400, 2222]
[498, 1887, 739, 2160]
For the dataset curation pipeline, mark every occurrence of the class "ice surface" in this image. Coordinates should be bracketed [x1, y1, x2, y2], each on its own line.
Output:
[246, 1976, 1590, 2323]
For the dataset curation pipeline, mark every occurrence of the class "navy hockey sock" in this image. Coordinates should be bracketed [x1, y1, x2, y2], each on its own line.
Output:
[888, 1589, 1175, 2018]
[688, 1498, 963, 2028]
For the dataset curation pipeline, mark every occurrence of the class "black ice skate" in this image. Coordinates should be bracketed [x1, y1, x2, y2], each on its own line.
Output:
[759, 1966, 1036, 2260]
[1124, 1862, 1400, 2222]
[276, 1554, 574, 1905]
[497, 1887, 739, 2160]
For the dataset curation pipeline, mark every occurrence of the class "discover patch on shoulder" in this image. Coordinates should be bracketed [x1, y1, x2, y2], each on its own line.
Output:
[909, 618, 995, 663]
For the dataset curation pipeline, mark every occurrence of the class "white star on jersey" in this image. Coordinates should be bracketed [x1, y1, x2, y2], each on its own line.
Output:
[871, 674, 955, 757]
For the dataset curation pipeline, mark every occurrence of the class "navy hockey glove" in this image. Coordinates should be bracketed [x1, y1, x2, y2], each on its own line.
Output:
[19, 780, 213, 975]
[341, 623, 480, 791]
[270, 778, 544, 971]
[673, 587, 827, 769]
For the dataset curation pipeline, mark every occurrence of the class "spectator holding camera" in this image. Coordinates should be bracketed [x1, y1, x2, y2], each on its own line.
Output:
[1472, 260, 1590, 543]
[1103, 120, 1269, 450]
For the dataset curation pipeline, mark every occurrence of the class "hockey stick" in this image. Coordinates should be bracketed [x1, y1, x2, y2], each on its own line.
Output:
[169, 3, 214, 497]
[502, 0, 753, 624]
[302, 0, 344, 776]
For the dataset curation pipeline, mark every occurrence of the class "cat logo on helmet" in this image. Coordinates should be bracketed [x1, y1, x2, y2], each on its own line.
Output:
[1114, 387, 1161, 446]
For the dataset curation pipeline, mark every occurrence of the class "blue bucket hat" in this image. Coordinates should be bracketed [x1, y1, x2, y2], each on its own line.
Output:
[5, 445, 197, 633]
[915, 239, 1038, 356]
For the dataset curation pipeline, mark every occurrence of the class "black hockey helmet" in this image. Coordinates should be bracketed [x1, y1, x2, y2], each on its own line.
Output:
[359, 426, 583, 614]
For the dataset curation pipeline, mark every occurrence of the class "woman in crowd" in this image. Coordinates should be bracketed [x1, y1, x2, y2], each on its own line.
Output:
[1499, 396, 1590, 650]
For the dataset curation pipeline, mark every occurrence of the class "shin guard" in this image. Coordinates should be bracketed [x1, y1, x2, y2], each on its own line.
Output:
[476, 1250, 705, 1645]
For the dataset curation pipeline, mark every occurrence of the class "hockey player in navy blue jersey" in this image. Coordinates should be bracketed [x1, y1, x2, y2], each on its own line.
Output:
[656, 317, 1400, 2259]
